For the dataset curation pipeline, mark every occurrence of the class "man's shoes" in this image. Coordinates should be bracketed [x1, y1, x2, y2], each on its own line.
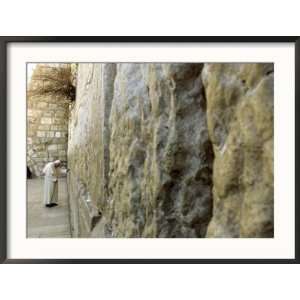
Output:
[45, 203, 58, 208]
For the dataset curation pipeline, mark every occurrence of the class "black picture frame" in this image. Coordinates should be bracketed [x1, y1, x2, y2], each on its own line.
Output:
[0, 36, 299, 264]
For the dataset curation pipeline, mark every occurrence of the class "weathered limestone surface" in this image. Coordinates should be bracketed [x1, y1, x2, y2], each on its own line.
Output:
[202, 63, 274, 237]
[67, 62, 274, 238]
[107, 63, 213, 238]
[68, 63, 213, 237]
[68, 63, 116, 237]
[27, 65, 70, 176]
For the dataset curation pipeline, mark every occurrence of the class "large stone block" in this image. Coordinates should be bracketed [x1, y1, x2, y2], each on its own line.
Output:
[47, 144, 58, 151]
[38, 125, 50, 131]
[37, 102, 48, 109]
[202, 63, 274, 238]
[47, 131, 55, 138]
[37, 131, 46, 137]
[67, 63, 116, 237]
[68, 63, 213, 238]
[41, 117, 52, 125]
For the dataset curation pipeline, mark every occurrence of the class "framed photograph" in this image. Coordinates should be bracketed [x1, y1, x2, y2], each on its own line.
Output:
[0, 36, 299, 263]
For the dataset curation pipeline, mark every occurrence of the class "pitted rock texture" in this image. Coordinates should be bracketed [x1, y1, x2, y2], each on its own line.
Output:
[68, 63, 116, 237]
[67, 62, 274, 238]
[202, 63, 274, 237]
[68, 63, 213, 237]
[107, 63, 213, 237]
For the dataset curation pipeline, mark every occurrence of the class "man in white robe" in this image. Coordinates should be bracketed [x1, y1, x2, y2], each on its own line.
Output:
[42, 160, 69, 207]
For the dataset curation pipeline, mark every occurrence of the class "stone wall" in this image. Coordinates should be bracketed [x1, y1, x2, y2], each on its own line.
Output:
[202, 63, 274, 237]
[67, 63, 274, 238]
[106, 64, 213, 237]
[27, 65, 70, 176]
[67, 64, 116, 236]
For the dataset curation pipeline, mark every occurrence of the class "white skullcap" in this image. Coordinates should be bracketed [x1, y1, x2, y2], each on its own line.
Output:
[54, 160, 61, 164]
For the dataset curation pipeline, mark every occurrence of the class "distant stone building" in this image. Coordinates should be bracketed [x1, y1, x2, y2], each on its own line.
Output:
[27, 64, 72, 176]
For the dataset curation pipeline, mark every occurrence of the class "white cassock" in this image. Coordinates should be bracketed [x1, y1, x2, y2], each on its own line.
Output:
[42, 162, 66, 205]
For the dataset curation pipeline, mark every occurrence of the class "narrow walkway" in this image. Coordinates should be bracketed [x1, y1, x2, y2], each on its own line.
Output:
[27, 177, 71, 238]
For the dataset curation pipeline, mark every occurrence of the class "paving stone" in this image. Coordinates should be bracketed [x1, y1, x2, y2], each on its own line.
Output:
[27, 178, 71, 238]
